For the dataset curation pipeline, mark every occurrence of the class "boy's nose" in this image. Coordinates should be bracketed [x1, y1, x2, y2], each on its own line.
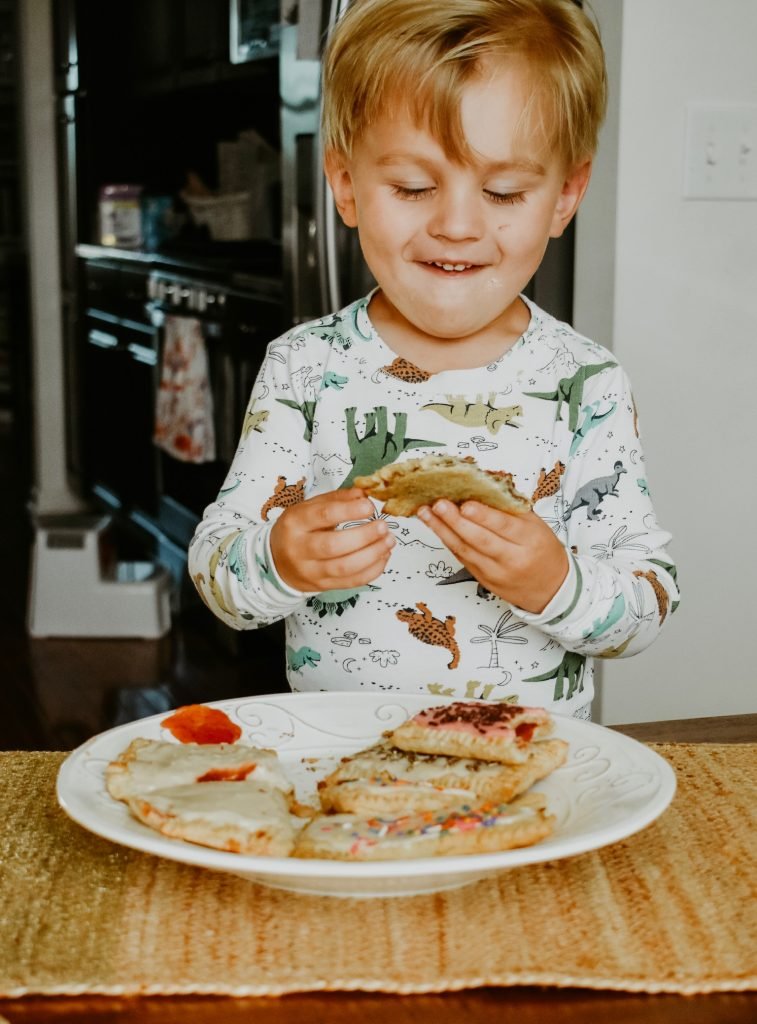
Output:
[426, 190, 485, 242]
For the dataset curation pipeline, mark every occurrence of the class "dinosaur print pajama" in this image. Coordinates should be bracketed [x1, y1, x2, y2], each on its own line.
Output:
[188, 293, 679, 716]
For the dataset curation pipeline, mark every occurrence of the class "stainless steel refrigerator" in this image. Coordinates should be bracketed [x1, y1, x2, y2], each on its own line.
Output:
[278, 0, 575, 330]
[279, 0, 373, 327]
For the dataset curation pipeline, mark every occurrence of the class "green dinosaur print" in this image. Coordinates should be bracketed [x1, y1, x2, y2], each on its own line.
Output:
[437, 566, 491, 599]
[427, 681, 519, 702]
[217, 477, 242, 498]
[648, 558, 680, 614]
[242, 405, 269, 437]
[306, 585, 378, 618]
[287, 645, 321, 672]
[637, 478, 649, 496]
[313, 306, 372, 349]
[195, 532, 240, 617]
[583, 593, 625, 640]
[227, 532, 250, 588]
[427, 683, 456, 697]
[569, 400, 616, 456]
[421, 394, 523, 435]
[276, 398, 317, 441]
[340, 406, 443, 488]
[597, 633, 636, 658]
[254, 551, 276, 588]
[254, 550, 299, 598]
[349, 303, 372, 341]
[524, 651, 587, 701]
[321, 371, 349, 391]
[525, 361, 616, 433]
[463, 680, 501, 700]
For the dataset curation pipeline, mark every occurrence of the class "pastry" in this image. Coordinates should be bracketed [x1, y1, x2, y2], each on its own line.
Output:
[318, 738, 568, 816]
[125, 781, 296, 856]
[294, 793, 554, 861]
[105, 737, 294, 803]
[385, 701, 555, 765]
[354, 454, 532, 517]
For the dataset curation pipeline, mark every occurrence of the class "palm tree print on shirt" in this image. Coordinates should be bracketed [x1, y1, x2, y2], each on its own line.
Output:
[471, 610, 528, 668]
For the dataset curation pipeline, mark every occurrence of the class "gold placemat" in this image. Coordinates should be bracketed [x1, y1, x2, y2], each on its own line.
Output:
[0, 745, 755, 997]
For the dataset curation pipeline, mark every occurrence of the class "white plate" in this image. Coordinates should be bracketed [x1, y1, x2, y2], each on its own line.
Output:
[57, 692, 676, 898]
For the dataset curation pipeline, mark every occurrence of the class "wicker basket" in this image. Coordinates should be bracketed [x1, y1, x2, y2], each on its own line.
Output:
[182, 191, 252, 241]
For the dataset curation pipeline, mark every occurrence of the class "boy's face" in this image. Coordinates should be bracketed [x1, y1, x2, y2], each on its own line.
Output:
[325, 64, 591, 353]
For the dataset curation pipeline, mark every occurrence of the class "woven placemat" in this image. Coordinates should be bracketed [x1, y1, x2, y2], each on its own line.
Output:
[0, 745, 755, 997]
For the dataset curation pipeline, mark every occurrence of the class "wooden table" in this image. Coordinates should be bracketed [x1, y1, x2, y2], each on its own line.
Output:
[1, 714, 755, 1023]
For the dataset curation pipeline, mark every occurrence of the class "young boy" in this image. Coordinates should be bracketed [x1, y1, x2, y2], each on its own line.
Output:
[189, 0, 679, 718]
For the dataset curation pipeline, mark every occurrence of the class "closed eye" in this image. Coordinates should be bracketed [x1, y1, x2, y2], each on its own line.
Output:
[484, 190, 527, 206]
[390, 185, 435, 200]
[391, 184, 527, 206]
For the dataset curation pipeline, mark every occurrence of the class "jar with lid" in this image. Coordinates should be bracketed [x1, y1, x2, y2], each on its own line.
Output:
[98, 184, 143, 249]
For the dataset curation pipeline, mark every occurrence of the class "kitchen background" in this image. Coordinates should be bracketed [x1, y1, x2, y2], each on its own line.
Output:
[2, 0, 755, 749]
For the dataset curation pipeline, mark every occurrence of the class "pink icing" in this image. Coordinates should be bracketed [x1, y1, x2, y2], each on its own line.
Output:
[410, 702, 548, 741]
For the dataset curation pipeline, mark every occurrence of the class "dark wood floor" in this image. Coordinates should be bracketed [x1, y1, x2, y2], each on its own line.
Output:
[0, 419, 288, 752]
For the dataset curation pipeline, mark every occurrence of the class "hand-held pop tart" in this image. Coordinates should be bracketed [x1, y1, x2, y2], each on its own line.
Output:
[354, 454, 532, 517]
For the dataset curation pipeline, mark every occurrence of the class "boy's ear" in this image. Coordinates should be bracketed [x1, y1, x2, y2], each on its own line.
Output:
[324, 150, 358, 228]
[549, 160, 593, 239]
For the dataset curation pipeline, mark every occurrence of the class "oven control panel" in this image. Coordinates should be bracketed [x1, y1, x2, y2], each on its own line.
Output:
[147, 275, 227, 314]
[145, 271, 283, 339]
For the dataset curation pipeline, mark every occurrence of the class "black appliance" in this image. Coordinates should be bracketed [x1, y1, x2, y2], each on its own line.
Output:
[144, 267, 284, 548]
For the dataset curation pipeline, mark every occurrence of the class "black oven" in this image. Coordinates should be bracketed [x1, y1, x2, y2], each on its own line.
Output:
[145, 268, 283, 549]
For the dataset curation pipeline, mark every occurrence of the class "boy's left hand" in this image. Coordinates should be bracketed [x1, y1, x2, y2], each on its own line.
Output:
[417, 500, 569, 615]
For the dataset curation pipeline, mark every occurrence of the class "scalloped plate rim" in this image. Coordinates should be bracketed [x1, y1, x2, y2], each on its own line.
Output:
[56, 692, 677, 892]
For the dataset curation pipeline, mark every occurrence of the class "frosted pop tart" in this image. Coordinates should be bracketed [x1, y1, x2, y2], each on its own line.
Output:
[385, 701, 555, 765]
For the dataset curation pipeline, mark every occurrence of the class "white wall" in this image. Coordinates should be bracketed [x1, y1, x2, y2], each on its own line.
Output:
[575, 0, 757, 723]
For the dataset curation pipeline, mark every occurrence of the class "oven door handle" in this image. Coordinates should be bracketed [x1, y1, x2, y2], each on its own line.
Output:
[144, 301, 223, 338]
[145, 300, 165, 328]
[127, 342, 158, 367]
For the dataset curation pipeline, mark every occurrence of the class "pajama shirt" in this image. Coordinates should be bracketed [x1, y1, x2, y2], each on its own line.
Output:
[188, 293, 679, 717]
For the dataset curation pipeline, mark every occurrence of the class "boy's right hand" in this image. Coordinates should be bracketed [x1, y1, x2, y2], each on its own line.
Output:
[268, 488, 395, 593]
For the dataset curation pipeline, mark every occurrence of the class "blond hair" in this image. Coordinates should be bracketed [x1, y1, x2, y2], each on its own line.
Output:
[322, 0, 607, 168]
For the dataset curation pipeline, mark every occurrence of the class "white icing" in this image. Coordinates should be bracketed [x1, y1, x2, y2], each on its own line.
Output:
[140, 781, 291, 831]
[111, 740, 292, 797]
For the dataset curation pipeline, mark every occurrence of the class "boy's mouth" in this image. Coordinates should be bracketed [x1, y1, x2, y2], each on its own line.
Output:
[424, 261, 480, 273]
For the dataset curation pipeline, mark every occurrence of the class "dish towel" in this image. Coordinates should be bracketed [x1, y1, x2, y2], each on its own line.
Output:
[154, 315, 216, 463]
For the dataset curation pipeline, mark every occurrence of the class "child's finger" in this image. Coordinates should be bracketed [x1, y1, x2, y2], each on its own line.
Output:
[459, 500, 524, 538]
[417, 504, 484, 566]
[311, 518, 390, 559]
[299, 492, 376, 531]
[318, 534, 395, 588]
[423, 500, 508, 556]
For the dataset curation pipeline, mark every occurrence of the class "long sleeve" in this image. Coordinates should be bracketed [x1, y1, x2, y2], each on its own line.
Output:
[187, 327, 324, 629]
[186, 293, 679, 716]
[515, 364, 679, 661]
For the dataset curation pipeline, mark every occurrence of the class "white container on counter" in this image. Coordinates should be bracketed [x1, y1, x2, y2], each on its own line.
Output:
[27, 514, 171, 639]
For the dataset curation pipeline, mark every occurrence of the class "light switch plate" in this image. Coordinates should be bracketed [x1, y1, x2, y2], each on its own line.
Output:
[683, 102, 757, 200]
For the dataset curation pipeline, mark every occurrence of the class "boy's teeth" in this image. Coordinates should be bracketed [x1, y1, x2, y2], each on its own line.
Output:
[432, 262, 471, 271]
